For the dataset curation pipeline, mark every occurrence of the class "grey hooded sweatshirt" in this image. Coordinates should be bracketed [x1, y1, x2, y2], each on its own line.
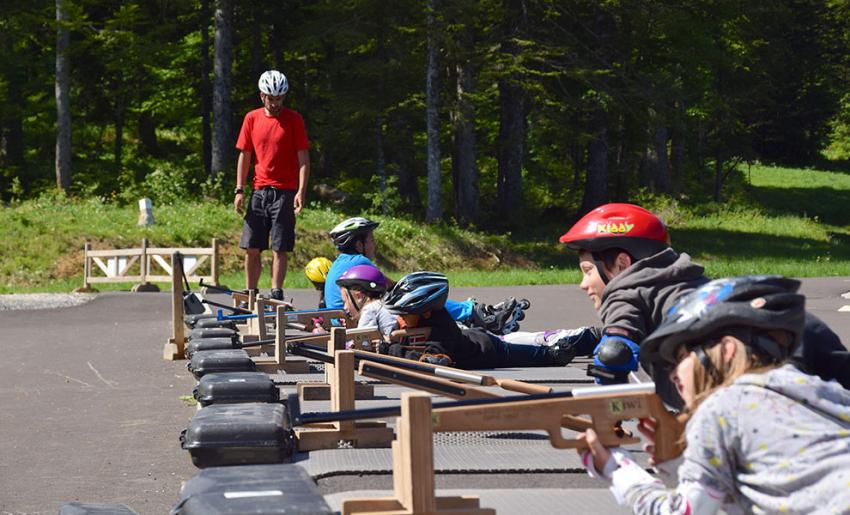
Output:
[597, 248, 850, 400]
[599, 248, 708, 344]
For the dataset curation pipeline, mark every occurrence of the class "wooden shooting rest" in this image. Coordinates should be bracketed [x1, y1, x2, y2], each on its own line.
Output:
[297, 326, 437, 402]
[251, 305, 311, 374]
[342, 392, 494, 515]
[298, 326, 382, 401]
[294, 330, 394, 452]
[355, 360, 593, 433]
[163, 252, 188, 360]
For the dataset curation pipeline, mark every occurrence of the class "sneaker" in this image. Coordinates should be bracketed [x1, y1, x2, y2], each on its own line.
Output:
[270, 288, 284, 301]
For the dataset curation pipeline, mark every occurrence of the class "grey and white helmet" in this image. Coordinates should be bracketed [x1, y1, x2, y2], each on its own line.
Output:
[329, 217, 380, 251]
[641, 275, 805, 367]
[383, 271, 449, 315]
[258, 70, 288, 96]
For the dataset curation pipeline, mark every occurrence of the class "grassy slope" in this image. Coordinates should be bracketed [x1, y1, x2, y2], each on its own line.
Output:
[672, 164, 850, 277]
[1, 164, 848, 293]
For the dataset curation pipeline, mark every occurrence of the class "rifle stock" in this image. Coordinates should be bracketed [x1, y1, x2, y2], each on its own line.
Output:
[430, 386, 685, 462]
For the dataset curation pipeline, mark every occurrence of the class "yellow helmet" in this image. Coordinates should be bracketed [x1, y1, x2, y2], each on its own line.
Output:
[305, 257, 333, 284]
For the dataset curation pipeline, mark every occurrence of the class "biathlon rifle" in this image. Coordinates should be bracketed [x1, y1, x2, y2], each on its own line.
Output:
[215, 306, 344, 322]
[288, 342, 551, 395]
[198, 278, 248, 296]
[288, 382, 686, 462]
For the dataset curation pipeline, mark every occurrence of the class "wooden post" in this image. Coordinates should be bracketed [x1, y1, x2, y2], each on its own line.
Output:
[211, 238, 219, 286]
[294, 346, 394, 452]
[163, 252, 186, 360]
[298, 327, 375, 401]
[141, 238, 148, 283]
[73, 242, 98, 293]
[132, 238, 159, 292]
[253, 305, 310, 374]
[331, 348, 356, 433]
[342, 393, 491, 515]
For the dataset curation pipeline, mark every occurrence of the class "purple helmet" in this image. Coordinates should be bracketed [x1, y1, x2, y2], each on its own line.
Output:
[336, 264, 388, 295]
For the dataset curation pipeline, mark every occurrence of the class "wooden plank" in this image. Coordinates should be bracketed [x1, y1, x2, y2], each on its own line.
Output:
[89, 276, 144, 283]
[145, 274, 212, 283]
[118, 255, 139, 276]
[146, 247, 215, 255]
[150, 254, 172, 276]
[183, 254, 208, 276]
[86, 248, 145, 257]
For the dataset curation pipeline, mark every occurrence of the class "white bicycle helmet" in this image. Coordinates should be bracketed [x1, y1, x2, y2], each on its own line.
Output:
[258, 70, 289, 96]
[329, 217, 380, 251]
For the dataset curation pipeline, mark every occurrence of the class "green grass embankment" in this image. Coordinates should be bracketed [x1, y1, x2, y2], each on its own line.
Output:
[2, 163, 849, 293]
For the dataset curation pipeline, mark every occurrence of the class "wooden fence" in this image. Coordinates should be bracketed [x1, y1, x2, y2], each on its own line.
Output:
[78, 238, 219, 291]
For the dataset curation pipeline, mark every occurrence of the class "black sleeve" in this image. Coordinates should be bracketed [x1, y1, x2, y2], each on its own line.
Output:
[795, 313, 850, 390]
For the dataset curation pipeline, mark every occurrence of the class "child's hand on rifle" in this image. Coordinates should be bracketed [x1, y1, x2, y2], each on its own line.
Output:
[578, 428, 611, 474]
[637, 417, 658, 465]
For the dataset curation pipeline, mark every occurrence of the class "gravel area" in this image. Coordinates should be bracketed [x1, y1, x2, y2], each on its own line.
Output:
[0, 293, 98, 311]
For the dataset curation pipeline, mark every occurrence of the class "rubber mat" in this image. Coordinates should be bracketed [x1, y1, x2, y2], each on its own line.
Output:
[294, 438, 648, 478]
[323, 488, 630, 514]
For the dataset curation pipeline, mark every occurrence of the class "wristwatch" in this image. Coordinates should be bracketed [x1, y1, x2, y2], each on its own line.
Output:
[234, 187, 244, 195]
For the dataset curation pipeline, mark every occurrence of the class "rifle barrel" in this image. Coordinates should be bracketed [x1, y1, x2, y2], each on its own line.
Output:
[289, 382, 656, 427]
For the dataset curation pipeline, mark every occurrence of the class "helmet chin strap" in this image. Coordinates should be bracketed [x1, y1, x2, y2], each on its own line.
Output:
[345, 287, 363, 313]
[591, 252, 612, 286]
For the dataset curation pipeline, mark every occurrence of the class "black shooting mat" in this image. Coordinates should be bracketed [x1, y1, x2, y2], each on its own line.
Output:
[323, 488, 630, 515]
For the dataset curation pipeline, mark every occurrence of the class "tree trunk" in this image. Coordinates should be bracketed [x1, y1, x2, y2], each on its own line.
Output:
[55, 0, 72, 190]
[496, 78, 525, 224]
[425, 0, 442, 223]
[138, 111, 158, 157]
[714, 149, 723, 202]
[390, 115, 421, 213]
[211, 0, 233, 177]
[452, 37, 479, 226]
[669, 99, 685, 193]
[581, 110, 609, 213]
[200, 0, 212, 177]
[642, 117, 670, 193]
[375, 114, 387, 214]
[496, 0, 527, 227]
[2, 116, 24, 170]
[571, 143, 583, 191]
[114, 103, 123, 173]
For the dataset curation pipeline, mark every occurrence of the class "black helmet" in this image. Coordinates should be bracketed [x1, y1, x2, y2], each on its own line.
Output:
[383, 272, 449, 315]
[329, 217, 380, 251]
[641, 275, 805, 367]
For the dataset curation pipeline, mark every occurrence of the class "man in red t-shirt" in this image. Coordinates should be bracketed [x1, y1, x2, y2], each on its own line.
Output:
[233, 70, 310, 300]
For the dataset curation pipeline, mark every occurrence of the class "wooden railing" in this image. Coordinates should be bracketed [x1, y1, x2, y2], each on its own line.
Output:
[78, 238, 219, 291]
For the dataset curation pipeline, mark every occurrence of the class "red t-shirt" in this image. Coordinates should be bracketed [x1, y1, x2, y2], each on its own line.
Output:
[235, 107, 310, 190]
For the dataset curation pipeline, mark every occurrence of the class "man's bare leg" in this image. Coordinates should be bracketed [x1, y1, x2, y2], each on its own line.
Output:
[245, 248, 262, 290]
[271, 250, 287, 290]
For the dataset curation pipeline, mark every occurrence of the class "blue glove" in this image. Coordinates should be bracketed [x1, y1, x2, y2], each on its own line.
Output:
[588, 334, 640, 384]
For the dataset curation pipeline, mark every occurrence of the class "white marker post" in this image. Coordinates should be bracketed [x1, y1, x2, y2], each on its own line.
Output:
[138, 197, 154, 226]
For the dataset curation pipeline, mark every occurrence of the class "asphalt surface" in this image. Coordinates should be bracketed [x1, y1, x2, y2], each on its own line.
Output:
[1, 278, 848, 514]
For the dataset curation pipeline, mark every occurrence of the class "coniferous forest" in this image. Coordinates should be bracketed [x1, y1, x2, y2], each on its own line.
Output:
[2, 0, 849, 227]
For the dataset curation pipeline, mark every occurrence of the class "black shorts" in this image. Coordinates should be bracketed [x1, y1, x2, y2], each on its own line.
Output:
[239, 187, 296, 252]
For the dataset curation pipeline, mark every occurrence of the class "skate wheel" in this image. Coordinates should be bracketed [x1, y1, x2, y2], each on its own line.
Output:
[518, 299, 531, 310]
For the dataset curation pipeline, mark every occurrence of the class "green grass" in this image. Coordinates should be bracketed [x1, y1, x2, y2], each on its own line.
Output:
[2, 162, 849, 293]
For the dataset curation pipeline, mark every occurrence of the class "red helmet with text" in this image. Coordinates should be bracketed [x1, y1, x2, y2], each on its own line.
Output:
[559, 203, 670, 261]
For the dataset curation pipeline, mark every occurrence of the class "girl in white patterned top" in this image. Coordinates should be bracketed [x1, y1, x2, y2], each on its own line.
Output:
[580, 276, 850, 515]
